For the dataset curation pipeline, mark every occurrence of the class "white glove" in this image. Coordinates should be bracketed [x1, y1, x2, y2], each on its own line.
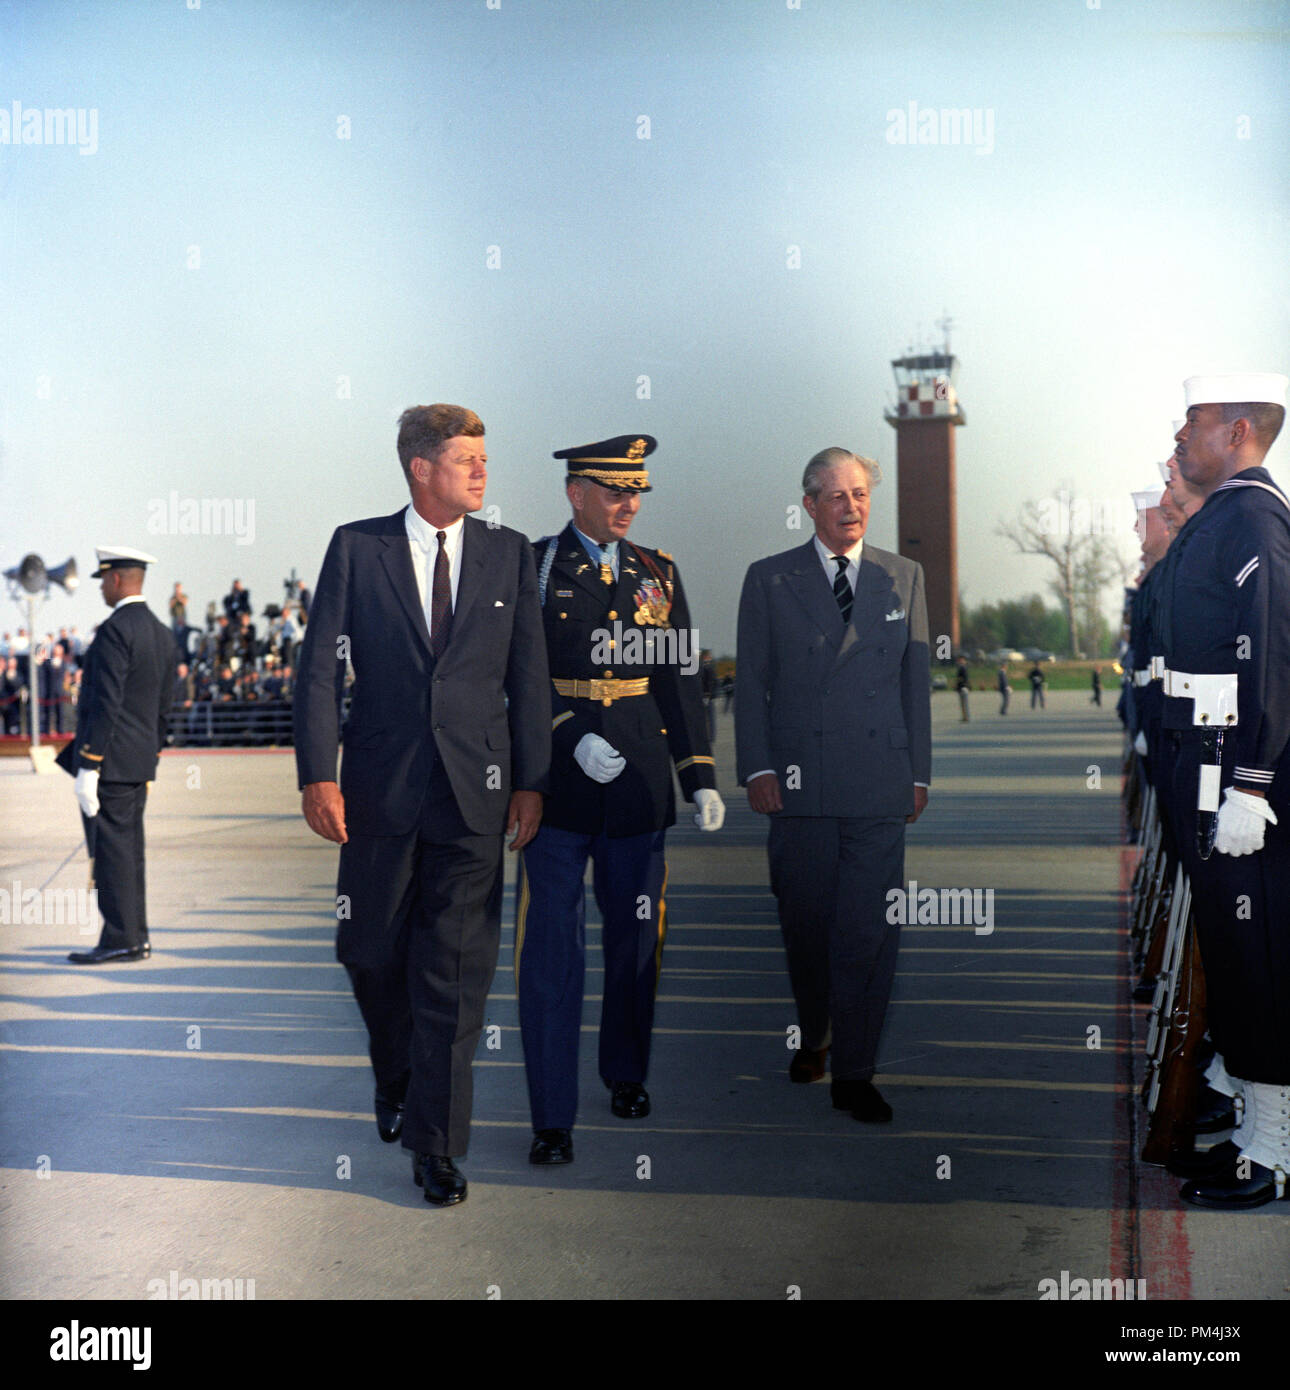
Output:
[574, 733, 625, 785]
[74, 768, 100, 818]
[693, 788, 726, 832]
[1134, 731, 1148, 756]
[1214, 787, 1278, 857]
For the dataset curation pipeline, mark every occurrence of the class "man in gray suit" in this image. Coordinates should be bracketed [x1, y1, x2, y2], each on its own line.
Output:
[735, 448, 931, 1122]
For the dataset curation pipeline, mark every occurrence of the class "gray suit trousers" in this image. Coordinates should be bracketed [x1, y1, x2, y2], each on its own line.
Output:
[768, 815, 905, 1080]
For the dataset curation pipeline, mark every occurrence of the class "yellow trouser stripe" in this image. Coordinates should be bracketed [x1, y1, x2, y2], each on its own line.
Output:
[514, 855, 531, 985]
[654, 863, 669, 990]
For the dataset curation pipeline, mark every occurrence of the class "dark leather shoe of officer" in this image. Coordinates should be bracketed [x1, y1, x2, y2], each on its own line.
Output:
[413, 1153, 468, 1207]
[1164, 1140, 1240, 1180]
[1179, 1157, 1287, 1209]
[789, 1046, 828, 1083]
[67, 942, 151, 964]
[529, 1128, 573, 1165]
[831, 1078, 893, 1123]
[1193, 1085, 1238, 1134]
[610, 1081, 650, 1118]
[374, 1072, 410, 1144]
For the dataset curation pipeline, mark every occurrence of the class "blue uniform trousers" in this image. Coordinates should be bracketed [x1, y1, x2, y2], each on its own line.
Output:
[516, 826, 667, 1130]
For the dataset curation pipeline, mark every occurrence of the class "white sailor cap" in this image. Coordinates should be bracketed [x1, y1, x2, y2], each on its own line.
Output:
[1133, 488, 1164, 511]
[92, 545, 158, 577]
[1183, 373, 1288, 409]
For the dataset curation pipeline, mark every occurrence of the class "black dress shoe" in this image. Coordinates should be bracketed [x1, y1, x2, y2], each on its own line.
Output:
[610, 1081, 650, 1118]
[412, 1154, 468, 1207]
[1180, 1157, 1288, 1209]
[1165, 1141, 1240, 1180]
[1193, 1085, 1237, 1134]
[374, 1073, 409, 1144]
[831, 1078, 893, 1123]
[789, 1046, 829, 1083]
[529, 1128, 573, 1165]
[67, 942, 150, 964]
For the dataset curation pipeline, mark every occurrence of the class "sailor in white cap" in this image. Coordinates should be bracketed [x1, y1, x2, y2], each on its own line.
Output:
[1154, 373, 1290, 1207]
[57, 546, 177, 963]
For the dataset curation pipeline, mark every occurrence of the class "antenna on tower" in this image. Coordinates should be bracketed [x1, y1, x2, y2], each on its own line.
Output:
[936, 312, 955, 358]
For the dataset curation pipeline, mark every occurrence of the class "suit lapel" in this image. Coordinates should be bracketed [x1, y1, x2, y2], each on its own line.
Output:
[378, 508, 432, 655]
[451, 516, 490, 632]
[837, 554, 900, 665]
[782, 541, 845, 643]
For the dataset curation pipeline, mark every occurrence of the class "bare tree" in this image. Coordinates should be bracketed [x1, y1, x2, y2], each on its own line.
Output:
[997, 486, 1132, 657]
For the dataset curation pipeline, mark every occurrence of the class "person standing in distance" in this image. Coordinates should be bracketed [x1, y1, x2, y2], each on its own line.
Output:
[293, 404, 550, 1208]
[735, 448, 930, 1122]
[60, 547, 176, 964]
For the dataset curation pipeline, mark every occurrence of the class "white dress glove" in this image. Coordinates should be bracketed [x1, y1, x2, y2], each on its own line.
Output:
[574, 733, 626, 784]
[1213, 787, 1278, 857]
[74, 767, 100, 818]
[1133, 730, 1148, 757]
[693, 788, 726, 832]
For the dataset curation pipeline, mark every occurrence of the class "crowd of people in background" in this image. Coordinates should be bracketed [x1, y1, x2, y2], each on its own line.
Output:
[0, 575, 315, 744]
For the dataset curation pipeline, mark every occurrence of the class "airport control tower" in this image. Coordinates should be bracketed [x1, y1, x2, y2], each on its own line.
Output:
[884, 322, 965, 653]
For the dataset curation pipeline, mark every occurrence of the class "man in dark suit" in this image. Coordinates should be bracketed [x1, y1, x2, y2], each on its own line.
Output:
[60, 546, 177, 964]
[736, 447, 931, 1122]
[516, 435, 723, 1166]
[294, 403, 550, 1208]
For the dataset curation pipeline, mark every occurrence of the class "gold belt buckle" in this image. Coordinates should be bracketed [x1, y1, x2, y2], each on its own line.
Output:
[590, 678, 614, 706]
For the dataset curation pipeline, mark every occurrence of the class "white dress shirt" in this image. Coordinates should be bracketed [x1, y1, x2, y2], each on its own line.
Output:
[813, 533, 863, 591]
[405, 504, 464, 641]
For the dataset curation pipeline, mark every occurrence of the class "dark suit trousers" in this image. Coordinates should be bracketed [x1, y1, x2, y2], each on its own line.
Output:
[768, 815, 905, 1081]
[93, 782, 149, 951]
[337, 760, 504, 1157]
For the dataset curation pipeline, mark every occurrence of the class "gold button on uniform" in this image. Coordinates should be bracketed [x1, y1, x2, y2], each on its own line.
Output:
[608, 610, 617, 619]
[559, 612, 567, 619]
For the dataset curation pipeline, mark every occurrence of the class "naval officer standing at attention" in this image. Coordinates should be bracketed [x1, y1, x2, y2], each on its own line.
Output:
[1156, 373, 1290, 1210]
[60, 546, 176, 964]
[294, 404, 550, 1207]
[736, 448, 930, 1123]
[516, 435, 724, 1166]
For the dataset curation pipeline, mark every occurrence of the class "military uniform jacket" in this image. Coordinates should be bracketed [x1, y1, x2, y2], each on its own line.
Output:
[59, 600, 176, 781]
[1156, 466, 1290, 799]
[1127, 565, 1163, 741]
[537, 523, 716, 837]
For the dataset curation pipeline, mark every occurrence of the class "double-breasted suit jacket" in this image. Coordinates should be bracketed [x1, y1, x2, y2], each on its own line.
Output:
[734, 540, 931, 815]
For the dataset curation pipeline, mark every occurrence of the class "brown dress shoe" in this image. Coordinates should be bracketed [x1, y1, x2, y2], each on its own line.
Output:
[789, 1047, 828, 1083]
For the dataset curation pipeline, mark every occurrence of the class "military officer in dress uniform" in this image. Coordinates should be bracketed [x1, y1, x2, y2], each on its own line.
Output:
[58, 546, 176, 963]
[516, 434, 725, 1165]
[1155, 373, 1290, 1209]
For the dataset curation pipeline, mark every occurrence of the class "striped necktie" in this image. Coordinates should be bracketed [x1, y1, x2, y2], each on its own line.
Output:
[832, 555, 853, 625]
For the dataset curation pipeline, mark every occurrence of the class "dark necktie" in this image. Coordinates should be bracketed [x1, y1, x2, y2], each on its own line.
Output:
[832, 555, 853, 625]
[431, 530, 453, 658]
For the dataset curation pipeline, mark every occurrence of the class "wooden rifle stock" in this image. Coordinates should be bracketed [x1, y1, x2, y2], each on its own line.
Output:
[1141, 907, 1207, 1165]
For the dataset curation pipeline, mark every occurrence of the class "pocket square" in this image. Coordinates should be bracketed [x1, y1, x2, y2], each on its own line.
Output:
[885, 608, 905, 622]
[494, 600, 506, 607]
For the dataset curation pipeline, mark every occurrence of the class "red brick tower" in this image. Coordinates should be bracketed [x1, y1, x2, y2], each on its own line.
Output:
[883, 338, 965, 654]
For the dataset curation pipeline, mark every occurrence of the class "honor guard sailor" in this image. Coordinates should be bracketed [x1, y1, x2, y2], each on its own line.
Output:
[58, 547, 176, 963]
[516, 434, 724, 1165]
[1157, 372, 1290, 1208]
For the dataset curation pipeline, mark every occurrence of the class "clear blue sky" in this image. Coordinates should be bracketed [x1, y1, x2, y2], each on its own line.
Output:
[3, 0, 1287, 652]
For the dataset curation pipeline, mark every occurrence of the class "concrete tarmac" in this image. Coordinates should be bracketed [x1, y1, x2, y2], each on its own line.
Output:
[2, 690, 1286, 1301]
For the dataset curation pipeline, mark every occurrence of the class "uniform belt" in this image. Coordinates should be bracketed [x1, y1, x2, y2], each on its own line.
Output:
[1160, 669, 1238, 726]
[553, 676, 650, 705]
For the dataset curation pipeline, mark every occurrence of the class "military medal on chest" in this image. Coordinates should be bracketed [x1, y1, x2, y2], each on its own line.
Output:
[633, 575, 671, 627]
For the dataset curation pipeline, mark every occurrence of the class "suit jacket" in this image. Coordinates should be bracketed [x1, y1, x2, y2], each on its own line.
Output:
[735, 539, 931, 818]
[56, 600, 176, 781]
[537, 523, 716, 837]
[293, 507, 551, 838]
